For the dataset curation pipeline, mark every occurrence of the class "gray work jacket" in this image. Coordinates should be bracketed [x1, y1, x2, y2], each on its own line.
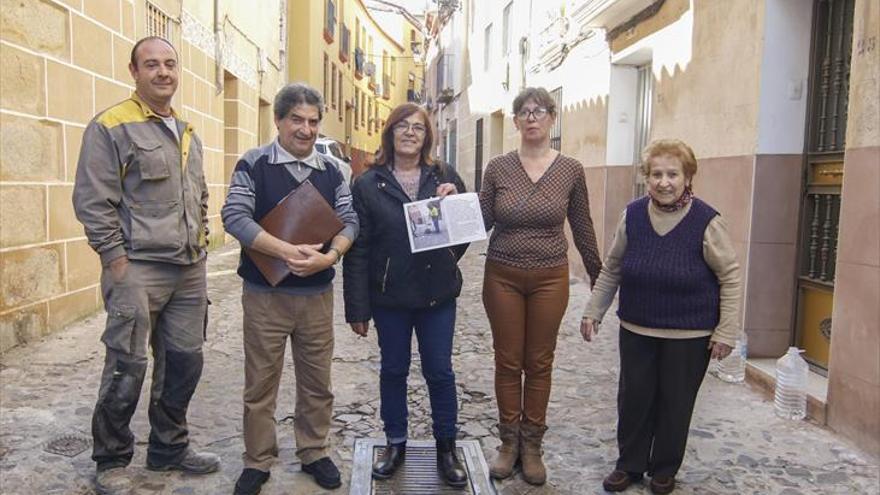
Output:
[73, 94, 209, 266]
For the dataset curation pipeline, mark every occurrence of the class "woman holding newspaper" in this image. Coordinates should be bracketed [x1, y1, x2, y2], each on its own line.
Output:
[479, 87, 602, 485]
[342, 103, 469, 487]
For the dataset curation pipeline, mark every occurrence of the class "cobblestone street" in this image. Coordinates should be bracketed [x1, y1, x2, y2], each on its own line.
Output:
[1, 241, 878, 495]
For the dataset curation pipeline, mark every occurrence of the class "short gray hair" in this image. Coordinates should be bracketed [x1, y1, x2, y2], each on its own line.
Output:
[274, 82, 324, 121]
[512, 87, 557, 117]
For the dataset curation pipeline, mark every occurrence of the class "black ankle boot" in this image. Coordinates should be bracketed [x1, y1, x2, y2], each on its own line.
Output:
[372, 442, 406, 479]
[436, 438, 468, 488]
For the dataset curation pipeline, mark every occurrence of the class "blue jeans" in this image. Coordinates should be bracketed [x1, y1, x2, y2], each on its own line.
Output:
[372, 300, 458, 442]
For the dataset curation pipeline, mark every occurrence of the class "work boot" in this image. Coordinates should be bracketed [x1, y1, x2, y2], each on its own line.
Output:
[372, 442, 406, 479]
[520, 423, 548, 485]
[146, 448, 221, 474]
[489, 422, 520, 479]
[436, 438, 468, 488]
[95, 466, 133, 495]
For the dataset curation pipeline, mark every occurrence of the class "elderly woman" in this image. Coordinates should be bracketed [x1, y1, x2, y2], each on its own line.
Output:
[480, 87, 602, 485]
[582, 139, 742, 494]
[342, 103, 468, 487]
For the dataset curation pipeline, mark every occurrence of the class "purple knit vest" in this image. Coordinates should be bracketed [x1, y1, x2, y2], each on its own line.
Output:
[617, 196, 721, 330]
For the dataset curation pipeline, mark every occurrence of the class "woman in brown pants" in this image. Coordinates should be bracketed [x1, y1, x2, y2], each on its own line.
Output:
[479, 87, 602, 485]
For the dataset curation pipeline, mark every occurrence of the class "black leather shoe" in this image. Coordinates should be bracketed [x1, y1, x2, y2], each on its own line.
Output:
[302, 457, 342, 489]
[436, 438, 468, 488]
[372, 442, 406, 480]
[234, 468, 270, 495]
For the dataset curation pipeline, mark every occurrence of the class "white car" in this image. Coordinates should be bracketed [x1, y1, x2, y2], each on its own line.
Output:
[315, 137, 352, 184]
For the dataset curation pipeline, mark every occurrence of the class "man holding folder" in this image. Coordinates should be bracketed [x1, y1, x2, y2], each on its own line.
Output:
[221, 83, 358, 494]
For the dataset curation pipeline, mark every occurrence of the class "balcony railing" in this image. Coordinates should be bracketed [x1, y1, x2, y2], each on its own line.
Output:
[339, 24, 350, 63]
[436, 87, 454, 104]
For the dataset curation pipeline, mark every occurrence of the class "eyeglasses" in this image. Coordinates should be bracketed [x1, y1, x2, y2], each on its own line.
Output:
[392, 121, 428, 135]
[515, 107, 549, 121]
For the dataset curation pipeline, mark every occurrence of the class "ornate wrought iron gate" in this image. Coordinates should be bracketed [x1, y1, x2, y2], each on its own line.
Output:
[795, 0, 854, 370]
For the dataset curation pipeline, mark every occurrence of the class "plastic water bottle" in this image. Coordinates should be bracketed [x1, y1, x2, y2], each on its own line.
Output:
[774, 347, 809, 420]
[715, 334, 747, 383]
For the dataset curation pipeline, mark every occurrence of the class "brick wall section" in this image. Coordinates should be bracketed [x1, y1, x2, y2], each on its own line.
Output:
[0, 0, 274, 352]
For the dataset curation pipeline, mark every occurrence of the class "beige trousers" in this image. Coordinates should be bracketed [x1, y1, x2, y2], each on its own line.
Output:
[241, 286, 335, 470]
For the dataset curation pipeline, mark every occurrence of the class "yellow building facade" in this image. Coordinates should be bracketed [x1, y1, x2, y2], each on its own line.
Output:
[0, 0, 286, 352]
[287, 0, 424, 175]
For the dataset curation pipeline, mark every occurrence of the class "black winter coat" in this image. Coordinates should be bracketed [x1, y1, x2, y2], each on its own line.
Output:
[343, 163, 468, 322]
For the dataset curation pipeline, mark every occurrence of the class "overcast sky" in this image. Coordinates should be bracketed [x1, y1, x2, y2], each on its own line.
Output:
[377, 0, 432, 15]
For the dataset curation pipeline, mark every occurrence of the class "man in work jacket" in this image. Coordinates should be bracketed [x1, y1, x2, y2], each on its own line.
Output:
[73, 36, 219, 495]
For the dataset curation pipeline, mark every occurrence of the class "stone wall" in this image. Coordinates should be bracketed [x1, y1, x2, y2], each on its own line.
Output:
[0, 0, 283, 352]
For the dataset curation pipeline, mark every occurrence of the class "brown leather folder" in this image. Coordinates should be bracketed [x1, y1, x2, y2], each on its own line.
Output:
[246, 180, 344, 286]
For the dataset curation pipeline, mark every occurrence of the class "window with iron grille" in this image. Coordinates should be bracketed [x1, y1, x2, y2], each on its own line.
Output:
[549, 87, 562, 151]
[146, 2, 172, 40]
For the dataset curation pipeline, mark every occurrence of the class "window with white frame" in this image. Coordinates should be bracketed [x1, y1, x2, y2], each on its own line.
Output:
[502, 3, 512, 56]
[484, 24, 493, 71]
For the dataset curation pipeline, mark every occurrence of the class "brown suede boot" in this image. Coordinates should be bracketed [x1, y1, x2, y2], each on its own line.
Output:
[519, 423, 548, 485]
[489, 422, 520, 479]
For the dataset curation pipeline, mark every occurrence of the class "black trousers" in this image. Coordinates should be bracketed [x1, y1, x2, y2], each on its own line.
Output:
[615, 327, 711, 478]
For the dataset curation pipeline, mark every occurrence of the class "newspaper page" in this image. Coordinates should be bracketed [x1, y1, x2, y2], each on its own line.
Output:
[403, 192, 487, 253]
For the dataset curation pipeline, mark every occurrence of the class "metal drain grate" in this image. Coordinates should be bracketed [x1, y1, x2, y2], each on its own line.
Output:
[351, 439, 496, 495]
[44, 434, 91, 457]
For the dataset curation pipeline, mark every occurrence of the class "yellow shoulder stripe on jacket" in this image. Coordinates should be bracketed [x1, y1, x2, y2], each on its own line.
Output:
[96, 99, 149, 129]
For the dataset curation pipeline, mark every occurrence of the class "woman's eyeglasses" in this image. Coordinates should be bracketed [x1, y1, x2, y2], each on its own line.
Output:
[392, 122, 428, 135]
[515, 107, 549, 121]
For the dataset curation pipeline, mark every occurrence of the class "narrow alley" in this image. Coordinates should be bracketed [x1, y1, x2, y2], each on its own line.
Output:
[0, 241, 877, 495]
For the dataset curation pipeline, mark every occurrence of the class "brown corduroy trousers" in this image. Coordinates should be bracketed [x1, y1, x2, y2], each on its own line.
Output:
[482, 260, 570, 427]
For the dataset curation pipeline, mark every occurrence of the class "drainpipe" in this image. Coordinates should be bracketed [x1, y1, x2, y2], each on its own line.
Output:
[279, 0, 288, 83]
[214, 0, 223, 94]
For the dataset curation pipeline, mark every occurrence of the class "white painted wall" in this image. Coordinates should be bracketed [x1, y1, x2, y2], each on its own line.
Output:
[756, 0, 813, 154]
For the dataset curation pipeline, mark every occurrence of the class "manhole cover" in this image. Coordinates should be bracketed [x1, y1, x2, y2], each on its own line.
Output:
[44, 434, 91, 457]
[351, 438, 496, 495]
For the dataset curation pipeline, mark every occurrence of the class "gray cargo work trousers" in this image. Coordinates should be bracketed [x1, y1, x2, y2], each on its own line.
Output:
[92, 258, 207, 470]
